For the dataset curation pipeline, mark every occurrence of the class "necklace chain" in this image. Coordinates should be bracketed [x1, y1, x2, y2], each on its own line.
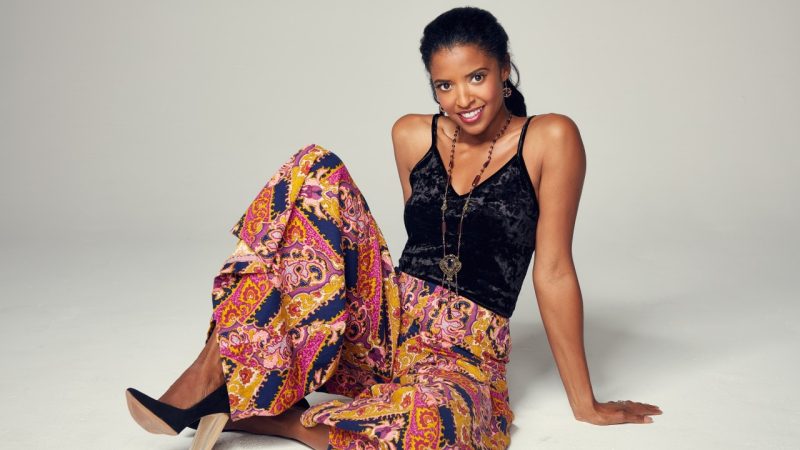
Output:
[439, 110, 513, 298]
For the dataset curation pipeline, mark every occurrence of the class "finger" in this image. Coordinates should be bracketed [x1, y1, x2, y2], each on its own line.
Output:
[622, 409, 653, 424]
[644, 406, 663, 415]
[617, 400, 661, 416]
[629, 402, 662, 415]
[635, 401, 662, 412]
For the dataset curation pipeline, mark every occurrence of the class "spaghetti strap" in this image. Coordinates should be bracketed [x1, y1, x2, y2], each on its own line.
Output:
[516, 115, 537, 156]
[431, 112, 441, 149]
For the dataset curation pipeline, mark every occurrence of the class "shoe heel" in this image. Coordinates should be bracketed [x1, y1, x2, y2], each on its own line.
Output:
[189, 413, 229, 450]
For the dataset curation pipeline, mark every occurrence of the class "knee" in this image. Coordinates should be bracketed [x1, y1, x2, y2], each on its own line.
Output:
[290, 144, 345, 172]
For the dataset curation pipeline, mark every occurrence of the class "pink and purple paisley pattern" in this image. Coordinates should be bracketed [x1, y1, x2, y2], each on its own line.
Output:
[207, 144, 513, 449]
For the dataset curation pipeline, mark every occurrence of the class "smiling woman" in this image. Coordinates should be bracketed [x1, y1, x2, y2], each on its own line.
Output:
[125, 6, 661, 450]
[429, 45, 510, 136]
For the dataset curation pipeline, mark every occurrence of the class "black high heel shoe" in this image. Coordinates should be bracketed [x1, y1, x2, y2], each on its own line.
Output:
[125, 384, 230, 450]
[185, 397, 311, 431]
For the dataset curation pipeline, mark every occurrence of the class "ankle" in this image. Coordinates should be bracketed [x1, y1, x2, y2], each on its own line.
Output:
[194, 349, 225, 386]
[201, 359, 225, 387]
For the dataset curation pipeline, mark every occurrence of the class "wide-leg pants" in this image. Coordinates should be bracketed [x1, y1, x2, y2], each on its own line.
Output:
[206, 144, 514, 449]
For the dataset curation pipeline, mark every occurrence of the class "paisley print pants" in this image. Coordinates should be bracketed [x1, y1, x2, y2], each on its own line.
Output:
[206, 144, 514, 449]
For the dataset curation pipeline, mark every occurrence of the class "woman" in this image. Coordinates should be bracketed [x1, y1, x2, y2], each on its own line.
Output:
[125, 6, 661, 450]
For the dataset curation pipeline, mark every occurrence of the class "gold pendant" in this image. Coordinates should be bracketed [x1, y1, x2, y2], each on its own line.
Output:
[439, 254, 462, 282]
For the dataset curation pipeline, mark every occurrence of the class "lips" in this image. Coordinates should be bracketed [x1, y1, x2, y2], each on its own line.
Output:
[458, 106, 484, 123]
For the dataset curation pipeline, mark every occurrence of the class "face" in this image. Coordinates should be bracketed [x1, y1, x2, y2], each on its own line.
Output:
[429, 44, 511, 137]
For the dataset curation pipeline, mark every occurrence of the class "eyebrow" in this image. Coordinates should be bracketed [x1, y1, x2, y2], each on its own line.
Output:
[432, 67, 490, 84]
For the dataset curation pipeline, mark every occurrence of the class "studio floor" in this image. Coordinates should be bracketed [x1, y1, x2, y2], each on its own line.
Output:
[0, 239, 796, 450]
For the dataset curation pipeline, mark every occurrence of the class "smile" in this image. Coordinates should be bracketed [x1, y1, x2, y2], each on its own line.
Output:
[458, 106, 484, 123]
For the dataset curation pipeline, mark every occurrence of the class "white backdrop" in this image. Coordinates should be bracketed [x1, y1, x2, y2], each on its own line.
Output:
[1, 1, 798, 449]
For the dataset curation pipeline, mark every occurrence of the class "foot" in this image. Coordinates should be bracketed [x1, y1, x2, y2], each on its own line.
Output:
[158, 329, 226, 409]
[158, 365, 225, 410]
[223, 406, 307, 436]
[226, 406, 331, 450]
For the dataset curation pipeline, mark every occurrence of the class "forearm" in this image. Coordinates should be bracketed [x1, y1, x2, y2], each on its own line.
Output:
[533, 269, 597, 416]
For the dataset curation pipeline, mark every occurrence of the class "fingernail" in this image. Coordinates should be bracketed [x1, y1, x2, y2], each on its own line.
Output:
[645, 416, 653, 423]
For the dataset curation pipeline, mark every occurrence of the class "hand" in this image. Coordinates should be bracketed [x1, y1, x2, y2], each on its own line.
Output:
[573, 399, 662, 425]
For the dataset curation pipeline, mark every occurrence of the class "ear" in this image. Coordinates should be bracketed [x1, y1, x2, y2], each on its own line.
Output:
[500, 57, 511, 82]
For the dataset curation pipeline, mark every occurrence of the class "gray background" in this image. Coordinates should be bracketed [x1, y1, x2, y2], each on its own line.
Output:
[1, 1, 798, 449]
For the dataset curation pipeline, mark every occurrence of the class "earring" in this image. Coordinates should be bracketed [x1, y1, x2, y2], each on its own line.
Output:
[439, 104, 445, 115]
[502, 80, 512, 98]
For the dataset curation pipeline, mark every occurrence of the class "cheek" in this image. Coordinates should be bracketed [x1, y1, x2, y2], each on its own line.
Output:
[439, 93, 457, 107]
[479, 84, 501, 102]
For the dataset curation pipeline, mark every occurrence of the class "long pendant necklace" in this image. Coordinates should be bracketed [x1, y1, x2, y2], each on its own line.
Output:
[439, 110, 513, 299]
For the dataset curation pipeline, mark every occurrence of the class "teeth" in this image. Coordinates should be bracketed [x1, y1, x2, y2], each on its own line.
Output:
[460, 107, 482, 118]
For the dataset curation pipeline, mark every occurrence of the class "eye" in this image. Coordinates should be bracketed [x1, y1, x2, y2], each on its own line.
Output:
[436, 82, 451, 91]
[472, 73, 486, 82]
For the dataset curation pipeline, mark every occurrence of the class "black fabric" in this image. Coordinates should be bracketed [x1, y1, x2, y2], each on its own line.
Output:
[397, 113, 539, 318]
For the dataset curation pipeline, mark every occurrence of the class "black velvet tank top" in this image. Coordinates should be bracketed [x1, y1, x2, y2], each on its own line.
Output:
[398, 113, 539, 318]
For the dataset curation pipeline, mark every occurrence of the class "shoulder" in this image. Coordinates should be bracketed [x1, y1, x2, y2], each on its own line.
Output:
[391, 113, 436, 171]
[391, 113, 435, 143]
[528, 113, 581, 143]
[523, 113, 585, 167]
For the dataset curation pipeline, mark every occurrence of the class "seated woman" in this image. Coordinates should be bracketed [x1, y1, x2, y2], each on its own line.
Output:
[125, 6, 661, 450]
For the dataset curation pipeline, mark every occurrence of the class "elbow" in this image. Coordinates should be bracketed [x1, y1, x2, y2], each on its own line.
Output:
[532, 258, 576, 286]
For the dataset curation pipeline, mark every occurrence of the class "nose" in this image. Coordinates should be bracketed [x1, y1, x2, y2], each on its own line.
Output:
[455, 85, 473, 110]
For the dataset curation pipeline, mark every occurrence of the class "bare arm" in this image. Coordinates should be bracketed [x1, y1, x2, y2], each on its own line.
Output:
[530, 114, 661, 425]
